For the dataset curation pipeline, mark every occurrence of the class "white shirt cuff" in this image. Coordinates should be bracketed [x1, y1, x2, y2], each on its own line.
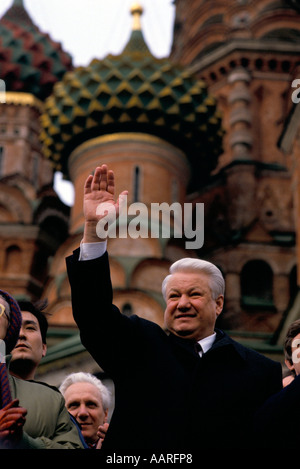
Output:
[79, 240, 107, 261]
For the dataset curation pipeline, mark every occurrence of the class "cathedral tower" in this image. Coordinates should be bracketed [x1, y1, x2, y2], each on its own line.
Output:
[170, 0, 300, 339]
[40, 4, 223, 330]
[0, 0, 72, 299]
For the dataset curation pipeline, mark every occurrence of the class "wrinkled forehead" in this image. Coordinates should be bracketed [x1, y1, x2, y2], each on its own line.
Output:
[167, 271, 211, 290]
[65, 382, 103, 404]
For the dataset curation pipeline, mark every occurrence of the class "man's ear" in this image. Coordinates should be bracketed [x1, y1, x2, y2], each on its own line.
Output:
[285, 358, 295, 372]
[42, 343, 47, 358]
[215, 295, 224, 317]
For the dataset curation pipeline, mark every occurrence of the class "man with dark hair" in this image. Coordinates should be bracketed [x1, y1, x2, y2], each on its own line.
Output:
[255, 319, 300, 447]
[0, 291, 84, 449]
[18, 300, 49, 343]
[283, 318, 300, 379]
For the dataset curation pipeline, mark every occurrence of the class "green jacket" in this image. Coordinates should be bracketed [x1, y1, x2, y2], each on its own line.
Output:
[8, 373, 84, 449]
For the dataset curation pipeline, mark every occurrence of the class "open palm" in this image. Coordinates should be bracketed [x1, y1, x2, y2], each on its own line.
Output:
[83, 165, 128, 242]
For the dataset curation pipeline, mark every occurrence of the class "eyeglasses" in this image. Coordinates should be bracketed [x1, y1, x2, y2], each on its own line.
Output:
[0, 304, 9, 321]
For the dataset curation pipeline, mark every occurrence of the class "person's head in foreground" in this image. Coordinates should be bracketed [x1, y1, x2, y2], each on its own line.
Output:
[162, 258, 224, 341]
[60, 372, 111, 448]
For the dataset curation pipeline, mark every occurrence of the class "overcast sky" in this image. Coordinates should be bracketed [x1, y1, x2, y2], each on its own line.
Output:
[0, 0, 175, 205]
[0, 0, 175, 65]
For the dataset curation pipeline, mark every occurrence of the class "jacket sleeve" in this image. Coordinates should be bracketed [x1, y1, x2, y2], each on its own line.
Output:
[16, 396, 84, 449]
[66, 248, 114, 331]
[66, 248, 139, 375]
[36, 399, 85, 449]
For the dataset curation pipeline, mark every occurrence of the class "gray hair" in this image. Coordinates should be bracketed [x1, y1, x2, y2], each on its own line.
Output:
[59, 372, 111, 410]
[162, 258, 225, 301]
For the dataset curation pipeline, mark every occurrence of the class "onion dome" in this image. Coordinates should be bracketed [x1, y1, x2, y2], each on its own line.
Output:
[40, 4, 223, 189]
[0, 0, 73, 100]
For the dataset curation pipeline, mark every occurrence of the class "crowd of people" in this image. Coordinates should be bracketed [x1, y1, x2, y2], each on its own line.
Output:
[0, 164, 300, 450]
[0, 294, 112, 449]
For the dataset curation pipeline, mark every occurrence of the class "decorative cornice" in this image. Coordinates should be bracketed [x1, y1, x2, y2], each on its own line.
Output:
[188, 39, 300, 74]
[71, 132, 175, 153]
[4, 91, 44, 112]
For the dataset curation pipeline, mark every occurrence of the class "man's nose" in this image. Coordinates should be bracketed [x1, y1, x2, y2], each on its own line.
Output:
[177, 294, 191, 309]
[77, 405, 89, 419]
[18, 327, 27, 339]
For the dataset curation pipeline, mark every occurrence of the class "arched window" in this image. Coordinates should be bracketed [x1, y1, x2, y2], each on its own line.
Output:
[289, 265, 298, 303]
[5, 245, 22, 273]
[0, 146, 4, 176]
[133, 166, 140, 202]
[32, 153, 39, 188]
[241, 260, 274, 309]
[171, 179, 179, 203]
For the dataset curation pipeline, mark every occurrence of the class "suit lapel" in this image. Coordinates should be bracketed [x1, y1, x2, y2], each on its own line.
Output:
[167, 333, 201, 360]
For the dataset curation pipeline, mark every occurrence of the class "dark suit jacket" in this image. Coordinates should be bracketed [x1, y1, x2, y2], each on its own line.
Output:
[254, 374, 300, 448]
[66, 249, 282, 450]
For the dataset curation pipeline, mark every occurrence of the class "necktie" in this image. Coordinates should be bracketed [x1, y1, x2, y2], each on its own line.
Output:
[194, 342, 202, 357]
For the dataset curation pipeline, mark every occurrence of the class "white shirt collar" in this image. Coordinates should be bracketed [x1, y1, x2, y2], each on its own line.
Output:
[197, 332, 216, 355]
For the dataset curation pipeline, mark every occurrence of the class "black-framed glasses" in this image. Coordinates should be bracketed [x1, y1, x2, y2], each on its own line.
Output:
[0, 303, 9, 321]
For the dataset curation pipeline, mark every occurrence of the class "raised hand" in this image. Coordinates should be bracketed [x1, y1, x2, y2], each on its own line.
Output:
[83, 165, 128, 243]
[95, 421, 109, 449]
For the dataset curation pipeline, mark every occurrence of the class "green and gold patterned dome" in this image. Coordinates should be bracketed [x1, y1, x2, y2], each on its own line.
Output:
[0, 0, 73, 100]
[40, 4, 223, 189]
